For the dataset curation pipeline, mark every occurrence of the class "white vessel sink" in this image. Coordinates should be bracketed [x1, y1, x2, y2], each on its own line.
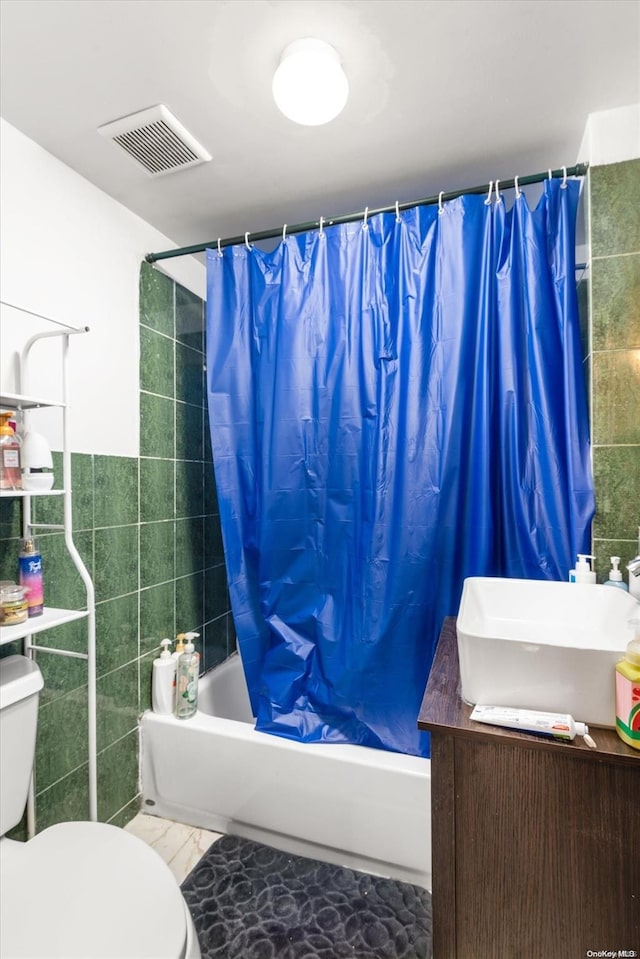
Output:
[456, 577, 639, 728]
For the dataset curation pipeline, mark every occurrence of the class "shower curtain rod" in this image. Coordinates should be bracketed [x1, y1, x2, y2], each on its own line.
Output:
[145, 162, 589, 264]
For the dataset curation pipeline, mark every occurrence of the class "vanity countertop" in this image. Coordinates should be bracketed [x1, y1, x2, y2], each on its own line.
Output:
[418, 616, 639, 768]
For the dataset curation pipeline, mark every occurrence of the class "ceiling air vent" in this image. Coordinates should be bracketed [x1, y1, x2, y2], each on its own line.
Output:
[97, 104, 211, 177]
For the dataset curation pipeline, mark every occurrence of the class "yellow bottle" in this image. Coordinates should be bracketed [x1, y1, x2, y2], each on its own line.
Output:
[615, 623, 640, 750]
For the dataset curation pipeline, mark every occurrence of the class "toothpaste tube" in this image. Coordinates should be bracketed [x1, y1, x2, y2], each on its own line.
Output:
[470, 705, 596, 747]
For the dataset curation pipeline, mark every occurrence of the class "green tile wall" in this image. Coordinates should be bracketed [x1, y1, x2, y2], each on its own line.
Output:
[0, 262, 233, 836]
[138, 262, 235, 683]
[588, 159, 640, 583]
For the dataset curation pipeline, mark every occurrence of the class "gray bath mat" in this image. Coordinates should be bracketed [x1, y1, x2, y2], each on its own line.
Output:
[181, 834, 432, 959]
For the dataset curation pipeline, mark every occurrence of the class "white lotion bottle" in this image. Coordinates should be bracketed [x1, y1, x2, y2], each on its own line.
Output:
[152, 638, 176, 714]
[569, 554, 596, 584]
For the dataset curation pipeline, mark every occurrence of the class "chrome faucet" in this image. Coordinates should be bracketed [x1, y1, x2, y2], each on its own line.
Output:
[628, 526, 640, 577]
[626, 526, 640, 600]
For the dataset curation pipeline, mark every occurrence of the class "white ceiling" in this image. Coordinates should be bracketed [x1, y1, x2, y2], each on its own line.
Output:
[1, 0, 639, 259]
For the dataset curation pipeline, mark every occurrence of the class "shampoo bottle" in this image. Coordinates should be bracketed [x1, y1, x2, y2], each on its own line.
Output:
[615, 619, 640, 751]
[18, 538, 44, 617]
[175, 637, 199, 719]
[604, 556, 628, 591]
[152, 638, 175, 714]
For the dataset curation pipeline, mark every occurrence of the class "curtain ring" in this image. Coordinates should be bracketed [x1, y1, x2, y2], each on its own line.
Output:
[561, 166, 568, 189]
[217, 238, 223, 258]
[245, 232, 251, 251]
[282, 224, 287, 242]
[495, 179, 502, 203]
[395, 201, 401, 223]
[319, 216, 324, 238]
[484, 181, 494, 205]
[438, 191, 444, 215]
[362, 206, 369, 231]
[514, 175, 522, 199]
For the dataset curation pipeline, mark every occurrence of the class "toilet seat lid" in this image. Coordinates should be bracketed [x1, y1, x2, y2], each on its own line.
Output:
[0, 821, 188, 959]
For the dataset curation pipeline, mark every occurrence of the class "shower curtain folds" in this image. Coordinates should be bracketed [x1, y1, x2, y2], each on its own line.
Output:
[205, 179, 594, 759]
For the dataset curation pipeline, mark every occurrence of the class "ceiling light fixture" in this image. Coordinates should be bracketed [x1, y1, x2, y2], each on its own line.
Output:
[272, 38, 349, 126]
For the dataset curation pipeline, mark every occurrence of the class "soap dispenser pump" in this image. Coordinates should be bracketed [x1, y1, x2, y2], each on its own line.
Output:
[183, 631, 200, 669]
[172, 634, 186, 661]
[569, 554, 596, 584]
[604, 556, 629, 591]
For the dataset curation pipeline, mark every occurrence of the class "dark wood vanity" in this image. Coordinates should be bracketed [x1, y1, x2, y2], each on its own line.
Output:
[418, 618, 640, 959]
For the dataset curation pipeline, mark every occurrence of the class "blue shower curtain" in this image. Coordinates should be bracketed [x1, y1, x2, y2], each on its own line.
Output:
[205, 179, 594, 758]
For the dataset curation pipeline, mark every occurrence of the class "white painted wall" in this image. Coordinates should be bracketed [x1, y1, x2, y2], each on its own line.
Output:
[577, 103, 640, 166]
[0, 118, 205, 457]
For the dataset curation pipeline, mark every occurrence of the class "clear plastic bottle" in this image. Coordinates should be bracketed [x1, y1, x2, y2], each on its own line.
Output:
[175, 638, 199, 719]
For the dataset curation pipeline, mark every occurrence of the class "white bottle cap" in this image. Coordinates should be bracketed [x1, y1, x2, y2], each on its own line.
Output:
[576, 554, 595, 572]
[575, 721, 588, 737]
[159, 638, 172, 659]
[609, 557, 623, 582]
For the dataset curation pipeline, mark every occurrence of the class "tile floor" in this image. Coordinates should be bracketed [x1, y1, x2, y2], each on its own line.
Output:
[124, 812, 222, 883]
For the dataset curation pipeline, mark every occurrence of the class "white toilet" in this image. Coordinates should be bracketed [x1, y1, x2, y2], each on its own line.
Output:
[0, 655, 201, 959]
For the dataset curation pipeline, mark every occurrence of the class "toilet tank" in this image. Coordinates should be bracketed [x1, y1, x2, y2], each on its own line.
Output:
[0, 655, 44, 837]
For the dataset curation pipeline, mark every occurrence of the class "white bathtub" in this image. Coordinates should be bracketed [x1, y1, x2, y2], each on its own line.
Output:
[141, 653, 431, 889]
